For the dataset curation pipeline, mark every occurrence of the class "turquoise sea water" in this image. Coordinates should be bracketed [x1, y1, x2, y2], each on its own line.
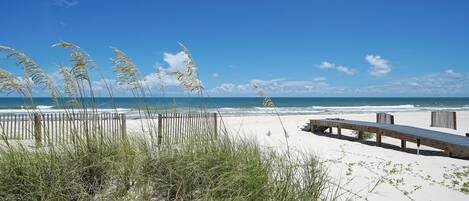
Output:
[0, 97, 468, 116]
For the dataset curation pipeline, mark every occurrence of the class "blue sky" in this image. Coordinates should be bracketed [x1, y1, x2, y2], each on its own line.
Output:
[1, 0, 469, 97]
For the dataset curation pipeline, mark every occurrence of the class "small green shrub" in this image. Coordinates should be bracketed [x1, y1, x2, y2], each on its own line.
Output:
[352, 131, 375, 140]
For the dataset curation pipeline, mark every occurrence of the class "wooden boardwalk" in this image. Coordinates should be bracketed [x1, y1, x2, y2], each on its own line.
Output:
[310, 119, 469, 158]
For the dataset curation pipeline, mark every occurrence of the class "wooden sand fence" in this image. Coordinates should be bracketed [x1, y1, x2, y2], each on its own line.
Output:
[157, 113, 218, 145]
[0, 112, 126, 146]
[0, 112, 218, 146]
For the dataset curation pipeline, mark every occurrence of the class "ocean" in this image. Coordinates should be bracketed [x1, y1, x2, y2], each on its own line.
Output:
[0, 97, 468, 117]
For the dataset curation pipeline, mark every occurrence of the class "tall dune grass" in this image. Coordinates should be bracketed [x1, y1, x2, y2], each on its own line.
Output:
[0, 42, 338, 200]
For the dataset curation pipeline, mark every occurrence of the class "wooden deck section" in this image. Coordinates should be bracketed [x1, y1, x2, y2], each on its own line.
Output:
[310, 119, 469, 158]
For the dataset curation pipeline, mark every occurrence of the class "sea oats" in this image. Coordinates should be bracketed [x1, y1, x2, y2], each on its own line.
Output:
[0, 68, 24, 95]
[111, 47, 142, 90]
[172, 43, 204, 93]
[59, 67, 79, 97]
[53, 41, 97, 101]
[0, 45, 57, 99]
[52, 41, 94, 82]
[251, 82, 274, 107]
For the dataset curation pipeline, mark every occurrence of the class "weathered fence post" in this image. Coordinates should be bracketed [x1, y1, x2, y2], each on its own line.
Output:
[33, 113, 42, 147]
[120, 113, 126, 139]
[157, 114, 162, 145]
[213, 113, 217, 137]
[453, 112, 457, 130]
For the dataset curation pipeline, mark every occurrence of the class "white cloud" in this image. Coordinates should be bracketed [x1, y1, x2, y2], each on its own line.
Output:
[214, 83, 235, 92]
[318, 61, 335, 69]
[313, 77, 326, 81]
[54, 0, 79, 8]
[74, 52, 189, 96]
[212, 73, 219, 79]
[336, 66, 356, 75]
[366, 55, 391, 77]
[208, 70, 469, 96]
[163, 51, 188, 72]
[317, 61, 356, 75]
[353, 70, 469, 96]
[143, 67, 179, 88]
[209, 78, 344, 96]
[445, 69, 462, 77]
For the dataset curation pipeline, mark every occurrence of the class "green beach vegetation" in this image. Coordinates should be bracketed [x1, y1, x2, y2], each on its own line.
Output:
[0, 42, 338, 200]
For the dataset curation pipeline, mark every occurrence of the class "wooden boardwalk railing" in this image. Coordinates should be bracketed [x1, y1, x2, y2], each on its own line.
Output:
[0, 112, 218, 146]
[376, 113, 394, 124]
[431, 111, 457, 130]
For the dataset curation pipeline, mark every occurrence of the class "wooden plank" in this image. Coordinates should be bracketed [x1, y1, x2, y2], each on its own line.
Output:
[107, 113, 110, 139]
[177, 113, 181, 143]
[310, 118, 469, 157]
[376, 130, 382, 146]
[21, 114, 25, 139]
[174, 113, 178, 143]
[212, 113, 216, 138]
[8, 114, 12, 139]
[377, 113, 394, 124]
[157, 113, 162, 145]
[120, 114, 126, 139]
[337, 126, 342, 138]
[34, 113, 42, 147]
[0, 115, 4, 137]
[184, 113, 188, 142]
[13, 115, 17, 139]
[431, 111, 457, 129]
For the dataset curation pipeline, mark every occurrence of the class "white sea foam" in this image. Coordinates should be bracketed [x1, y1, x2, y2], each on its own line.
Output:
[1, 104, 469, 117]
[214, 104, 469, 116]
[0, 108, 131, 114]
[36, 105, 53, 109]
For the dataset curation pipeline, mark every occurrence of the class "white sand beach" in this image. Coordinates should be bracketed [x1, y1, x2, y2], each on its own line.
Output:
[215, 111, 469, 201]
[124, 111, 469, 200]
[5, 110, 466, 200]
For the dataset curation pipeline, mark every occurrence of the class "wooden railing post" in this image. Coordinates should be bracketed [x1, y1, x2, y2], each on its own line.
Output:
[213, 113, 218, 138]
[33, 113, 42, 147]
[453, 112, 457, 130]
[120, 113, 126, 139]
[157, 114, 162, 145]
[337, 126, 342, 138]
[376, 130, 382, 146]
